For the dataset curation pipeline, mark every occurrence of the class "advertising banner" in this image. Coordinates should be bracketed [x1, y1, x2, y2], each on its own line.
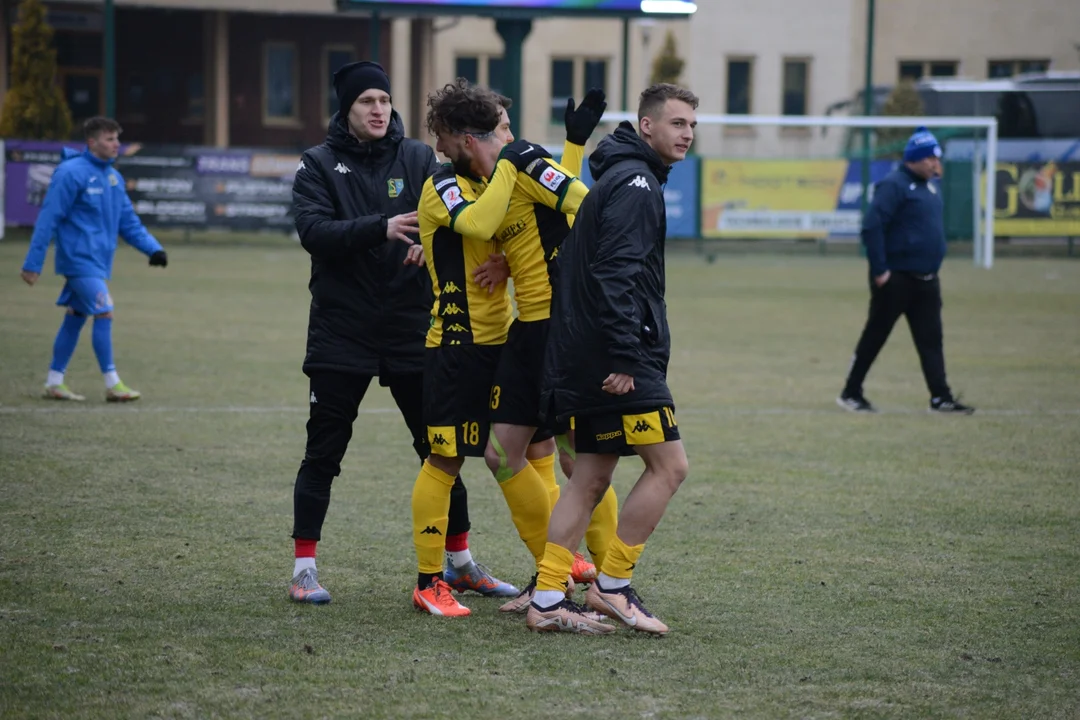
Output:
[3, 141, 299, 231]
[991, 161, 1080, 236]
[701, 160, 854, 238]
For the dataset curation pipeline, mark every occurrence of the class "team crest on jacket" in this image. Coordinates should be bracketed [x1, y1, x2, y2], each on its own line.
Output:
[108, 172, 119, 186]
[388, 178, 404, 197]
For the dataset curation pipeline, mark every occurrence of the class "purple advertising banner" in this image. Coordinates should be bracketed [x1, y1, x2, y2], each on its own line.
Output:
[4, 140, 86, 226]
[4, 141, 299, 230]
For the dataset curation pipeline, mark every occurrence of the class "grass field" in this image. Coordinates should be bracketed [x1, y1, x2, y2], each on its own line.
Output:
[2, 241, 1079, 719]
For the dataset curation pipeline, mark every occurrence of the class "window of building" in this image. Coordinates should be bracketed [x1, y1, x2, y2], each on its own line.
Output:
[187, 73, 205, 121]
[454, 55, 505, 94]
[324, 45, 357, 119]
[550, 58, 575, 123]
[264, 42, 299, 124]
[549, 58, 608, 124]
[898, 60, 958, 81]
[488, 57, 506, 95]
[988, 59, 1050, 78]
[782, 59, 809, 116]
[726, 58, 752, 114]
[455, 56, 479, 84]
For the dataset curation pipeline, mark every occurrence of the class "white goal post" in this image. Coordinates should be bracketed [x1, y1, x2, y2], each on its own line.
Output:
[602, 112, 999, 269]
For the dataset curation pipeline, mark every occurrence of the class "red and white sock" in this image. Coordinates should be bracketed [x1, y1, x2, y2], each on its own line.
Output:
[293, 538, 317, 578]
[444, 532, 472, 568]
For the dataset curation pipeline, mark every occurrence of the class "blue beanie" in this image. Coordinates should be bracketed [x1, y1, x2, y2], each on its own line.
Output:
[903, 126, 942, 162]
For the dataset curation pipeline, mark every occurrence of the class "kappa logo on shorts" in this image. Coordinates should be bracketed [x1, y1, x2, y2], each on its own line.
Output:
[441, 303, 464, 315]
[631, 420, 653, 433]
[595, 430, 623, 441]
[431, 434, 450, 446]
[442, 281, 462, 294]
[446, 323, 467, 333]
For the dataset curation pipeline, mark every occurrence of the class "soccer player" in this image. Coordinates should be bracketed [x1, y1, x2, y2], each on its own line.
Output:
[20, 116, 167, 403]
[474, 91, 624, 614]
[527, 84, 699, 636]
[410, 80, 551, 617]
[288, 62, 514, 605]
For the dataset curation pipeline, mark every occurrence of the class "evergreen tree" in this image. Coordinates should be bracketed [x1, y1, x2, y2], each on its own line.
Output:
[876, 80, 924, 159]
[650, 30, 685, 86]
[0, 0, 73, 140]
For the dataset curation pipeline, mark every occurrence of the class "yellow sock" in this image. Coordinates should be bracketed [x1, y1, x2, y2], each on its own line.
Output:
[529, 452, 560, 508]
[499, 463, 551, 566]
[411, 461, 456, 574]
[599, 533, 645, 581]
[536, 542, 574, 592]
[584, 485, 618, 570]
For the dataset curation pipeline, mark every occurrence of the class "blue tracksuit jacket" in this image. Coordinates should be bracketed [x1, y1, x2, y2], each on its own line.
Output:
[22, 148, 162, 279]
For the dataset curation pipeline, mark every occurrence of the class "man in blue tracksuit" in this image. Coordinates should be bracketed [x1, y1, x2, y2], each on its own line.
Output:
[20, 117, 168, 402]
[837, 127, 974, 415]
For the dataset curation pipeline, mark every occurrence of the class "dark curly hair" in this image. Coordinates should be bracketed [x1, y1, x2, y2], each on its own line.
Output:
[426, 78, 503, 137]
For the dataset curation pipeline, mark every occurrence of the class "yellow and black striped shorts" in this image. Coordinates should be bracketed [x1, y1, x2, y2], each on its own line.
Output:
[573, 406, 680, 456]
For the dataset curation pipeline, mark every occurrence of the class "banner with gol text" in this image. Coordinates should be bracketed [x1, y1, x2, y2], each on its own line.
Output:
[991, 162, 1080, 236]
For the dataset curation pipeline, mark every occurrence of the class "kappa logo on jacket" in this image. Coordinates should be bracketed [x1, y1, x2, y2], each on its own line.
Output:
[334, 163, 351, 175]
[628, 175, 650, 190]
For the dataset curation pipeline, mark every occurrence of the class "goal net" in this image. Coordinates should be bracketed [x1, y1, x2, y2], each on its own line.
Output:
[599, 112, 999, 268]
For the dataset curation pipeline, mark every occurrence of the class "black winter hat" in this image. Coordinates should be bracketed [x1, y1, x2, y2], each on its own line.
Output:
[333, 61, 392, 118]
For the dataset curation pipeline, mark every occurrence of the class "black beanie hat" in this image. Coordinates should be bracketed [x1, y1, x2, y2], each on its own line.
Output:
[333, 61, 392, 118]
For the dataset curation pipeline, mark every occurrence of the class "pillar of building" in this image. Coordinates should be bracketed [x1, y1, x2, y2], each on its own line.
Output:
[211, 10, 230, 148]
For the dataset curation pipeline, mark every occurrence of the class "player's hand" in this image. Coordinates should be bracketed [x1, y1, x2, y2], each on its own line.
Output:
[602, 373, 635, 395]
[873, 270, 891, 287]
[565, 88, 607, 146]
[473, 253, 509, 294]
[387, 211, 420, 244]
[20, 270, 39, 286]
[498, 140, 547, 172]
[149, 250, 168, 267]
[403, 244, 425, 267]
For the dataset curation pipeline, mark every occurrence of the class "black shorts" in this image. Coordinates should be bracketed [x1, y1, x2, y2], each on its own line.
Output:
[574, 406, 681, 456]
[489, 319, 567, 442]
[423, 344, 502, 458]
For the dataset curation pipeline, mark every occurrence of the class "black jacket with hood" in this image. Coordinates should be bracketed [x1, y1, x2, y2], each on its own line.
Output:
[292, 111, 440, 377]
[542, 121, 674, 421]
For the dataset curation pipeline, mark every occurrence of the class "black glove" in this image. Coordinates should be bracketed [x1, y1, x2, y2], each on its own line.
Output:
[149, 250, 168, 268]
[564, 88, 607, 146]
[498, 139, 551, 172]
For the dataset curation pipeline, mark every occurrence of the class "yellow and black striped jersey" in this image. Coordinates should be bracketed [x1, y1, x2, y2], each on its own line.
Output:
[497, 142, 589, 322]
[419, 160, 519, 347]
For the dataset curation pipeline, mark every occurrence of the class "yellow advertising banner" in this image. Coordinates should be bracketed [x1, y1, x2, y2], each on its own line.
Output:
[990, 162, 1080, 236]
[701, 160, 851, 238]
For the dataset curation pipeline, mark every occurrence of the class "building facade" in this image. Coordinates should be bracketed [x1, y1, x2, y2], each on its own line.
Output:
[1, 0, 1077, 151]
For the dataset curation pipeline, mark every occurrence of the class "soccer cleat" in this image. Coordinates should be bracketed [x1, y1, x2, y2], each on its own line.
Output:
[570, 552, 597, 584]
[836, 393, 875, 413]
[526, 599, 616, 635]
[930, 396, 975, 415]
[106, 382, 141, 402]
[413, 578, 471, 617]
[444, 560, 519, 597]
[586, 582, 669, 636]
[288, 567, 331, 605]
[499, 574, 537, 614]
[43, 384, 85, 401]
